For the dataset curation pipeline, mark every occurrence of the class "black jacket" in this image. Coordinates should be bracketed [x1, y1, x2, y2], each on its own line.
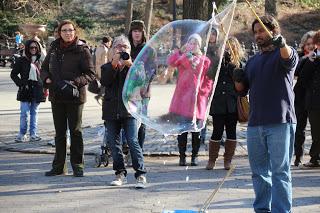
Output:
[209, 58, 238, 115]
[101, 63, 132, 120]
[300, 54, 320, 110]
[41, 38, 95, 104]
[11, 54, 46, 103]
[293, 53, 309, 108]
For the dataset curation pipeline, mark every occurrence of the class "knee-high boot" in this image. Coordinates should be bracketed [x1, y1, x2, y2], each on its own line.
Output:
[206, 139, 220, 170]
[178, 140, 187, 166]
[224, 140, 237, 170]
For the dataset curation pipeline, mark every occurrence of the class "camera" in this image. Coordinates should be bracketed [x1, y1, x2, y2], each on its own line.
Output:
[119, 51, 130, 60]
[311, 52, 320, 59]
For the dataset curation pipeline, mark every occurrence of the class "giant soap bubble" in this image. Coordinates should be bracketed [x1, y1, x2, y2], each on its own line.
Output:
[123, 1, 236, 135]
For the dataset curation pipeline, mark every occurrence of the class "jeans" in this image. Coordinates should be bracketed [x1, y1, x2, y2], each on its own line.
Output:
[105, 117, 146, 178]
[19, 101, 40, 137]
[247, 123, 296, 213]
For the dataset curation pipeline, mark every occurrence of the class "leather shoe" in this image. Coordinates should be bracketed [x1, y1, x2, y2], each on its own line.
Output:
[73, 170, 84, 177]
[45, 169, 67, 176]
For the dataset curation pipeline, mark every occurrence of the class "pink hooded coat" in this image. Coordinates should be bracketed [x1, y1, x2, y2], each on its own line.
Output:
[167, 51, 213, 120]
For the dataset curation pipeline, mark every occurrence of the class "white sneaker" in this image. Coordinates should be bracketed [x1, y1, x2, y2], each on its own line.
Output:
[14, 135, 27, 143]
[135, 175, 147, 189]
[47, 140, 55, 147]
[110, 173, 127, 186]
[30, 135, 41, 142]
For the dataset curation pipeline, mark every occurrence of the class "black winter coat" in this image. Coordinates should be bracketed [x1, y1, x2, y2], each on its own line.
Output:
[300, 55, 320, 110]
[209, 58, 238, 115]
[11, 56, 46, 103]
[41, 38, 95, 104]
[101, 63, 132, 120]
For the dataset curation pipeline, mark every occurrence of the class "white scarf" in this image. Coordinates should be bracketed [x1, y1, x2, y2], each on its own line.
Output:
[28, 56, 38, 81]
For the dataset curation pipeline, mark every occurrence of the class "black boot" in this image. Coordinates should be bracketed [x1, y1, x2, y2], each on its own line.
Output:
[178, 133, 187, 166]
[191, 132, 200, 166]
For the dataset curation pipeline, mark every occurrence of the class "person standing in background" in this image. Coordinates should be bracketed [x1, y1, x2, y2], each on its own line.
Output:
[94, 36, 112, 104]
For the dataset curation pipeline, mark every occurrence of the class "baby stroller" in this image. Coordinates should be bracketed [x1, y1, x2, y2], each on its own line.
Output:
[95, 124, 111, 167]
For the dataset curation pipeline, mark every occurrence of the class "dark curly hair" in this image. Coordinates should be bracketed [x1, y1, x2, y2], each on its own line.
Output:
[251, 15, 280, 35]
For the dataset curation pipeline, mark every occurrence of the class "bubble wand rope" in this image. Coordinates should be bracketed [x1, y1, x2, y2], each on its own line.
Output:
[244, 0, 273, 38]
[199, 165, 236, 213]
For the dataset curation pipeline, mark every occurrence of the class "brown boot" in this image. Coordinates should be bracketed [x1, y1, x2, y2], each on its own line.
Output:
[224, 140, 237, 170]
[205, 140, 220, 170]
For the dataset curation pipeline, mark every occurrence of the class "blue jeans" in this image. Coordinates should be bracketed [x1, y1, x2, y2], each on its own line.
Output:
[19, 101, 40, 137]
[247, 123, 296, 213]
[105, 117, 146, 178]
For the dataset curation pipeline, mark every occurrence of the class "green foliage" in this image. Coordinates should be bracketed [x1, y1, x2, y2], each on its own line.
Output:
[58, 7, 95, 30]
[0, 11, 19, 37]
[295, 0, 320, 9]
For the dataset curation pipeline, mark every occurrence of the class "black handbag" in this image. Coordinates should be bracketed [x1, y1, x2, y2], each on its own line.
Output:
[88, 79, 101, 94]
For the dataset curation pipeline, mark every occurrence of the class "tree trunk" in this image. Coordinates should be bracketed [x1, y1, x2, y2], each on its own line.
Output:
[265, 0, 277, 17]
[125, 0, 133, 34]
[183, 0, 208, 20]
[144, 0, 153, 40]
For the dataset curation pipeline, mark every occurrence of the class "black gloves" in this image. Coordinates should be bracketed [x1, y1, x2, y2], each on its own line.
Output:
[272, 35, 286, 48]
[233, 68, 246, 82]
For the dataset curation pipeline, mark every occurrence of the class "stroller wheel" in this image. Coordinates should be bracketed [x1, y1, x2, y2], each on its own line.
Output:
[95, 154, 102, 167]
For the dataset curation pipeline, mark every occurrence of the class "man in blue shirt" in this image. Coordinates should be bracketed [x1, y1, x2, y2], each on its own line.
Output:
[234, 15, 298, 213]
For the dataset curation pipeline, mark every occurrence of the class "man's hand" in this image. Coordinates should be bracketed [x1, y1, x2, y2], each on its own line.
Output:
[111, 53, 121, 68]
[272, 35, 286, 48]
[123, 58, 133, 67]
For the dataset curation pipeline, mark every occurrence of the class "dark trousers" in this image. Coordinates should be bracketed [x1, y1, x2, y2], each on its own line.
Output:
[211, 113, 238, 141]
[178, 132, 200, 157]
[51, 102, 84, 172]
[309, 110, 320, 162]
[294, 104, 308, 158]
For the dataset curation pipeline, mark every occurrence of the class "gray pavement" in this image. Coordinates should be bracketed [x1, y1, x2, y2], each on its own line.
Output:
[0, 151, 319, 213]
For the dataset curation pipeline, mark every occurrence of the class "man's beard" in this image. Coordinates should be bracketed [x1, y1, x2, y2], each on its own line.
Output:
[256, 37, 272, 48]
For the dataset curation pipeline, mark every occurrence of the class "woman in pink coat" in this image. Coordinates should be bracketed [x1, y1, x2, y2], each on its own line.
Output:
[167, 33, 213, 166]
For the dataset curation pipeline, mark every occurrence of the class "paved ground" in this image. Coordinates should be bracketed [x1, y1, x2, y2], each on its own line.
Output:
[0, 151, 319, 213]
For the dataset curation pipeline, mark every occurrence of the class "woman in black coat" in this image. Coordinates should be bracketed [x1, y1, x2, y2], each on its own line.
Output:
[10, 39, 46, 143]
[206, 37, 245, 170]
[41, 20, 95, 177]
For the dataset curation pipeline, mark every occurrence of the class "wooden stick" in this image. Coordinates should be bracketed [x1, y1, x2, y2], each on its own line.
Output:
[244, 0, 273, 38]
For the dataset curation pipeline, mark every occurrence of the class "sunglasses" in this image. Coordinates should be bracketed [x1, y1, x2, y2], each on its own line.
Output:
[29, 46, 38, 50]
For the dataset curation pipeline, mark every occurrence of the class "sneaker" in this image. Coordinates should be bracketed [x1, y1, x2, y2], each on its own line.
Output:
[14, 135, 27, 143]
[110, 173, 127, 186]
[30, 135, 41, 142]
[47, 140, 55, 147]
[135, 175, 147, 189]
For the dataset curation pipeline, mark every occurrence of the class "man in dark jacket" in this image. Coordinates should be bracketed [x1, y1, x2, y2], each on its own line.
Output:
[234, 15, 298, 212]
[127, 20, 148, 152]
[101, 35, 147, 189]
[41, 20, 95, 177]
